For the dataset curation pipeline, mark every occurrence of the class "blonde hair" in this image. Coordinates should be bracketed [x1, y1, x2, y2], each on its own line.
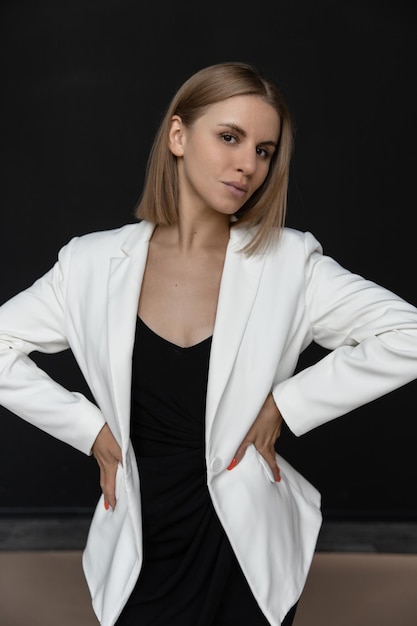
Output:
[135, 62, 294, 254]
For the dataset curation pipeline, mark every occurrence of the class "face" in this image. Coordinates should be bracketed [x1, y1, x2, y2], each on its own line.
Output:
[169, 95, 280, 220]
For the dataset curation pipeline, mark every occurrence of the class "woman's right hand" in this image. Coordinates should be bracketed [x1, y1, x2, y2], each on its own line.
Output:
[91, 423, 122, 511]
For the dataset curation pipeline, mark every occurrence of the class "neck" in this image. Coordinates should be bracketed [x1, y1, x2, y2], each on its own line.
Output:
[154, 211, 231, 253]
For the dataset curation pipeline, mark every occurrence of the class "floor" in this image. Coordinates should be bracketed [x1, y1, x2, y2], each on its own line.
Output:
[1, 518, 417, 625]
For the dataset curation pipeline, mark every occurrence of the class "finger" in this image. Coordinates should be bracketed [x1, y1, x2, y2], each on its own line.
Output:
[227, 440, 252, 470]
[261, 449, 281, 482]
[103, 492, 117, 511]
[272, 461, 281, 482]
[100, 466, 118, 511]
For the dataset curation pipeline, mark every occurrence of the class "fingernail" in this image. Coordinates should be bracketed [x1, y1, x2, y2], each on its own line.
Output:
[227, 458, 238, 471]
[104, 500, 109, 510]
[276, 475, 281, 482]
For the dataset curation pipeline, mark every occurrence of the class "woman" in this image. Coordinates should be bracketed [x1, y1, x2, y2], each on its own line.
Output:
[1, 62, 417, 626]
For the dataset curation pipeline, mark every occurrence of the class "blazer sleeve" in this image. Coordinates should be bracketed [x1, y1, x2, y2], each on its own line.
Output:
[273, 231, 417, 436]
[0, 238, 106, 455]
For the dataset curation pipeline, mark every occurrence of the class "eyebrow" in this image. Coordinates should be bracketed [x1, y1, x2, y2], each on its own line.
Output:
[217, 123, 278, 148]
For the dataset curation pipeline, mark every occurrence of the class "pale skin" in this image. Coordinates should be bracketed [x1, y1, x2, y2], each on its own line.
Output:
[93, 95, 283, 510]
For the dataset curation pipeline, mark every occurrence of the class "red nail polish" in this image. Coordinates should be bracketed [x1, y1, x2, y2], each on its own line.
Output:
[276, 475, 281, 482]
[104, 500, 109, 510]
[227, 458, 238, 471]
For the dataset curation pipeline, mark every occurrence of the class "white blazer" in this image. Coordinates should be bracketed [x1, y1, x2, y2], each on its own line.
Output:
[1, 220, 417, 626]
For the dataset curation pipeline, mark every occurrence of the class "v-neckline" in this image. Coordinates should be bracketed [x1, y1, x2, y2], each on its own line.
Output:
[137, 316, 213, 351]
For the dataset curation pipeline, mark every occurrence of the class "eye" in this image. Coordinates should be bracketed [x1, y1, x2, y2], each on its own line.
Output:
[220, 133, 238, 144]
[256, 146, 271, 159]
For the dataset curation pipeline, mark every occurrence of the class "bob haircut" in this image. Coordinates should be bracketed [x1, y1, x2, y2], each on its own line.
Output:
[135, 62, 294, 255]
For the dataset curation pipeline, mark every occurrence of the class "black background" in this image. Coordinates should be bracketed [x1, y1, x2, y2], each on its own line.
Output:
[1, 0, 416, 519]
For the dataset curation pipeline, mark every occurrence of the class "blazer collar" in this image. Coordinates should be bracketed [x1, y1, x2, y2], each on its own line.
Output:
[205, 225, 267, 440]
[106, 221, 155, 450]
[118, 220, 155, 256]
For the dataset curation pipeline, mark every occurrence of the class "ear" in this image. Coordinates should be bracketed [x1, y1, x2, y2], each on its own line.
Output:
[168, 115, 185, 157]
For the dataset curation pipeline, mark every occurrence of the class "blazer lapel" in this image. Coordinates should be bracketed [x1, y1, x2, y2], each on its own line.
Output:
[104, 221, 266, 451]
[107, 221, 155, 450]
[205, 226, 267, 441]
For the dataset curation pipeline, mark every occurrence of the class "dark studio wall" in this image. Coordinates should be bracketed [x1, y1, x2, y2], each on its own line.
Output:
[1, 0, 416, 519]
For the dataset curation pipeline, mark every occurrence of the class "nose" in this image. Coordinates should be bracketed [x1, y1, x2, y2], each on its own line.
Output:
[236, 146, 257, 176]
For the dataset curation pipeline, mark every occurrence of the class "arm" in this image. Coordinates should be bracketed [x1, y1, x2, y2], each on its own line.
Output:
[0, 238, 106, 455]
[274, 236, 417, 436]
[229, 231, 417, 472]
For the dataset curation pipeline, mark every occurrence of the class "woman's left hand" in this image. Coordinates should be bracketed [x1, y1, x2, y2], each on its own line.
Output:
[227, 392, 282, 481]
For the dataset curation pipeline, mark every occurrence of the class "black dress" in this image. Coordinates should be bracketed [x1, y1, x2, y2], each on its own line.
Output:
[115, 317, 296, 626]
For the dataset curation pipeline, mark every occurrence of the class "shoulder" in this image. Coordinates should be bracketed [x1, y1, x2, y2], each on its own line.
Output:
[231, 224, 324, 265]
[50, 221, 155, 283]
[279, 227, 323, 253]
[262, 227, 324, 262]
[58, 220, 154, 260]
[71, 220, 151, 249]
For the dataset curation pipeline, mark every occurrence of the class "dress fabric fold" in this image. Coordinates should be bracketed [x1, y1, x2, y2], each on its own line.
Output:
[116, 316, 272, 625]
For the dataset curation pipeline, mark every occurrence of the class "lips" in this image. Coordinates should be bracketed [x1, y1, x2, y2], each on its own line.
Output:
[223, 181, 248, 198]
